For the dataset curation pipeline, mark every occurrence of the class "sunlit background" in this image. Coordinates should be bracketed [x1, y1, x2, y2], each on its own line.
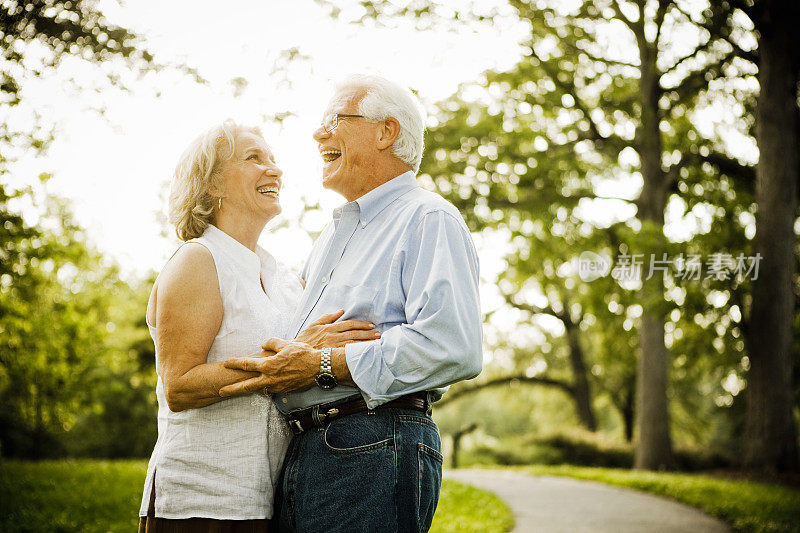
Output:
[6, 0, 761, 352]
[4, 1, 800, 529]
[8, 0, 527, 275]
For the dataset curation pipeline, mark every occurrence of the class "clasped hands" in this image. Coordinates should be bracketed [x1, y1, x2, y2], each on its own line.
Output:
[219, 310, 378, 397]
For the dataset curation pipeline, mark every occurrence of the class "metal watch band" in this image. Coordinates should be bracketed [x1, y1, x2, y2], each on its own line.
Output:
[320, 347, 332, 373]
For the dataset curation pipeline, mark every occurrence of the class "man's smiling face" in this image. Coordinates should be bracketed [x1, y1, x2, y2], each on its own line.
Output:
[313, 84, 380, 201]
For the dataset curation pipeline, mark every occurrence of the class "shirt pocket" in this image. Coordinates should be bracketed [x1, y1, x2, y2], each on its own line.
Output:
[327, 283, 380, 324]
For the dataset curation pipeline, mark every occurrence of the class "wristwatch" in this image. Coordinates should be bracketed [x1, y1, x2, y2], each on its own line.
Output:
[315, 347, 338, 390]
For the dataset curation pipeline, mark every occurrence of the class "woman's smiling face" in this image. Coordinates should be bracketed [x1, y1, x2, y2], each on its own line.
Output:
[219, 131, 283, 224]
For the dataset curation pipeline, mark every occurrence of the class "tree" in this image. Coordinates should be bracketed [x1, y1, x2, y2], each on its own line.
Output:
[409, 0, 757, 469]
[64, 274, 158, 458]
[331, 0, 769, 467]
[0, 0, 168, 457]
[0, 184, 157, 458]
[1, 0, 169, 155]
[740, 0, 800, 472]
[450, 422, 479, 468]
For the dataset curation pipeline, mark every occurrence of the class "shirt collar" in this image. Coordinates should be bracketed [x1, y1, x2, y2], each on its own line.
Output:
[202, 224, 263, 281]
[354, 171, 418, 227]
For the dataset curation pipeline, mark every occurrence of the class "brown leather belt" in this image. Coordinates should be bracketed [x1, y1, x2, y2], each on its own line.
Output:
[286, 392, 431, 435]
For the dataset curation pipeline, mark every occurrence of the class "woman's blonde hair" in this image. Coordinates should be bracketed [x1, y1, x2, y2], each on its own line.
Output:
[169, 119, 262, 241]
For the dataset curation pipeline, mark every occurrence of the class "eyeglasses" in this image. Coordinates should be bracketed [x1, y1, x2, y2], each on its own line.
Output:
[320, 113, 364, 134]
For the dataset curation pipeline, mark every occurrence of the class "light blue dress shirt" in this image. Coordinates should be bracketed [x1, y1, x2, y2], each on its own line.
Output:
[275, 171, 483, 413]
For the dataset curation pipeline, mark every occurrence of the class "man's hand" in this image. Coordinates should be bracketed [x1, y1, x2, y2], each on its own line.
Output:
[296, 309, 379, 349]
[219, 339, 320, 397]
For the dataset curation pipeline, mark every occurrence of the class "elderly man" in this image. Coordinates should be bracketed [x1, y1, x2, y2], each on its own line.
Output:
[222, 74, 482, 532]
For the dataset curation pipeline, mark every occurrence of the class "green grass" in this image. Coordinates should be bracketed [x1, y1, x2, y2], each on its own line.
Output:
[0, 460, 145, 533]
[517, 464, 800, 533]
[0, 460, 513, 532]
[431, 479, 514, 532]
[6, 459, 796, 533]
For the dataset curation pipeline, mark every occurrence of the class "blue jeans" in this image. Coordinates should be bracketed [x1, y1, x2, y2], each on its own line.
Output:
[275, 407, 444, 532]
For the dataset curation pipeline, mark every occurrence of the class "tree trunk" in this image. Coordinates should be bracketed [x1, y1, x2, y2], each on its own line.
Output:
[565, 321, 598, 431]
[615, 376, 636, 443]
[633, 35, 675, 470]
[744, 0, 800, 472]
[622, 386, 635, 443]
[635, 312, 674, 469]
[451, 423, 479, 469]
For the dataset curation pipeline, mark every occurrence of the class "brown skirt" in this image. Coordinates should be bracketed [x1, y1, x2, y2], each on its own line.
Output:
[137, 516, 270, 533]
[139, 474, 271, 533]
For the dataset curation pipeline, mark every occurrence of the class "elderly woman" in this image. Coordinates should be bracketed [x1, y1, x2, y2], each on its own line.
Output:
[138, 119, 377, 532]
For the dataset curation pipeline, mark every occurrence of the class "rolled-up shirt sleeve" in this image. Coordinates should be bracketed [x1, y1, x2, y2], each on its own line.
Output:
[344, 209, 483, 408]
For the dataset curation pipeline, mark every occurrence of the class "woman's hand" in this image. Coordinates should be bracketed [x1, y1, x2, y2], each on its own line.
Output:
[295, 309, 380, 349]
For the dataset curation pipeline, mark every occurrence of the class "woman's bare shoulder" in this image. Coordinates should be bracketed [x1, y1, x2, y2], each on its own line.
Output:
[148, 243, 220, 326]
[160, 242, 216, 288]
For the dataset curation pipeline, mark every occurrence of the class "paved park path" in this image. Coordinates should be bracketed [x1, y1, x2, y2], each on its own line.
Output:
[445, 468, 731, 533]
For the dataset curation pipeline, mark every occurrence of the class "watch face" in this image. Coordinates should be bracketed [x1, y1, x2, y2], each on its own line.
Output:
[315, 373, 337, 390]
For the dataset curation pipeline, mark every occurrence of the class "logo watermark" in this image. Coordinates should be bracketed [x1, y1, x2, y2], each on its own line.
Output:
[575, 251, 613, 282]
[577, 252, 761, 282]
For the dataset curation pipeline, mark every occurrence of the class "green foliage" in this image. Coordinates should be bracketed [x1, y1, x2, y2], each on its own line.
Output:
[0, 0, 163, 163]
[435, 381, 580, 439]
[518, 465, 800, 533]
[462, 433, 634, 468]
[0, 186, 157, 458]
[1, 0, 151, 87]
[454, 430, 732, 471]
[0, 460, 515, 533]
[409, 0, 762, 456]
[62, 288, 158, 458]
[0, 0, 178, 460]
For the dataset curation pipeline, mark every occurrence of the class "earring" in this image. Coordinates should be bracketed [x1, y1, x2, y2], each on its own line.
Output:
[218, 197, 222, 211]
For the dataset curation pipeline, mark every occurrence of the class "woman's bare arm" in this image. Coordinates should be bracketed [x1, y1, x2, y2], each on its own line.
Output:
[153, 243, 264, 412]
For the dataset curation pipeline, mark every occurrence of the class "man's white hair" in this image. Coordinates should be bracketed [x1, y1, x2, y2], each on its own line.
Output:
[338, 74, 426, 172]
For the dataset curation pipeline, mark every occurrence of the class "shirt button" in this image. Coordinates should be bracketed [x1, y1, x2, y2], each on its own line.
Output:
[322, 277, 327, 284]
[282, 398, 288, 404]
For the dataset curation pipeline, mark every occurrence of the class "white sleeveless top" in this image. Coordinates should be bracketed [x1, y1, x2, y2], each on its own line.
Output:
[139, 224, 301, 519]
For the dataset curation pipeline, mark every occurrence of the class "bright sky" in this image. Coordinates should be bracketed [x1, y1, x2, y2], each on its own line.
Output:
[9, 0, 526, 285]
